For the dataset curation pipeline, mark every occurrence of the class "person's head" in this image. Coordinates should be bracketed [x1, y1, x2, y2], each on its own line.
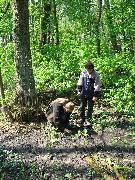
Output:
[64, 102, 74, 113]
[85, 61, 94, 74]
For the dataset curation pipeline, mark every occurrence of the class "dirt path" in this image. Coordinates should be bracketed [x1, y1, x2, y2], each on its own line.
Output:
[0, 105, 135, 179]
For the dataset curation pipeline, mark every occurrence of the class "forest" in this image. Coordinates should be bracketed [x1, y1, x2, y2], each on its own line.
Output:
[0, 0, 135, 179]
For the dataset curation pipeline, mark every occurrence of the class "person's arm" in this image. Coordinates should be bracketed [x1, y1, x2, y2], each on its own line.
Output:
[77, 72, 83, 95]
[93, 71, 101, 101]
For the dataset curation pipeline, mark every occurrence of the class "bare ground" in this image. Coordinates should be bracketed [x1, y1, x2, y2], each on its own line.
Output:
[0, 103, 135, 179]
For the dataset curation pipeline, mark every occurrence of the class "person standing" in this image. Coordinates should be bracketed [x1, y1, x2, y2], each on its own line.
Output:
[77, 61, 101, 127]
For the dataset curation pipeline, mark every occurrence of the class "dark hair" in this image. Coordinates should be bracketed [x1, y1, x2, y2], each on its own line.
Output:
[85, 61, 94, 69]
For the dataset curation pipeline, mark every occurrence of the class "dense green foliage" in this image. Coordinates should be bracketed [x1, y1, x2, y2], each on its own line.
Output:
[0, 0, 135, 112]
[0, 1, 134, 179]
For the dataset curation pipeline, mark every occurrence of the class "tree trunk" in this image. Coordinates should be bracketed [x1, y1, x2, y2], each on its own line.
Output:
[40, 0, 59, 46]
[104, 0, 120, 52]
[95, 0, 102, 56]
[0, 68, 5, 100]
[53, 0, 59, 46]
[40, 0, 51, 45]
[13, 0, 35, 100]
[0, 68, 5, 113]
[0, 68, 14, 120]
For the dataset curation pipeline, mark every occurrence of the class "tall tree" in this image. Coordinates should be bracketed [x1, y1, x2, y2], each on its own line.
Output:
[0, 67, 5, 112]
[0, 67, 14, 120]
[104, 0, 120, 52]
[121, 0, 135, 55]
[53, 0, 59, 46]
[13, 0, 35, 104]
[40, 0, 51, 45]
[40, 0, 59, 46]
[0, 1, 12, 45]
[95, 0, 102, 56]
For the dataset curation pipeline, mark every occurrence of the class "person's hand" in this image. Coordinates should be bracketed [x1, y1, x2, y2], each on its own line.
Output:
[92, 96, 97, 103]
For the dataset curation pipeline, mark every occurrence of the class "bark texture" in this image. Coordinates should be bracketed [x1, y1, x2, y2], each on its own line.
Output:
[13, 0, 35, 97]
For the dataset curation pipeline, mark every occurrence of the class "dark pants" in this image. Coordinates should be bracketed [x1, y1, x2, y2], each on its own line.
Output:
[80, 96, 94, 124]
